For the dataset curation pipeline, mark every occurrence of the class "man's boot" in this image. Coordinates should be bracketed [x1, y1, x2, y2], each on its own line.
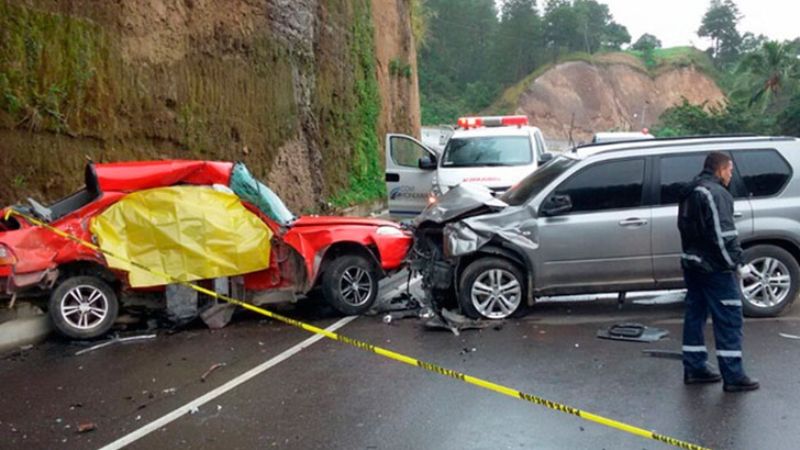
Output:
[684, 367, 722, 385]
[723, 376, 760, 392]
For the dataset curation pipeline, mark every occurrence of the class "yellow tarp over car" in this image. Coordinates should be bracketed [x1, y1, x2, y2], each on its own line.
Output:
[91, 186, 272, 288]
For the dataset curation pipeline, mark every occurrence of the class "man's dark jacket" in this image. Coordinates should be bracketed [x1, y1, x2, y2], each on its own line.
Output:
[677, 169, 744, 273]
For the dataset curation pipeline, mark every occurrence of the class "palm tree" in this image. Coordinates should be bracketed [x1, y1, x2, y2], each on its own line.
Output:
[736, 41, 800, 111]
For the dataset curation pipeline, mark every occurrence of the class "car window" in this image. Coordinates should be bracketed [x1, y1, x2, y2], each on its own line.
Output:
[391, 136, 430, 167]
[659, 152, 709, 205]
[534, 132, 545, 157]
[501, 156, 578, 206]
[552, 158, 645, 213]
[732, 149, 792, 197]
[442, 136, 532, 167]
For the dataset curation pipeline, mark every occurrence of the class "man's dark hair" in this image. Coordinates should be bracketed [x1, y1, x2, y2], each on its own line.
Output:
[704, 151, 732, 172]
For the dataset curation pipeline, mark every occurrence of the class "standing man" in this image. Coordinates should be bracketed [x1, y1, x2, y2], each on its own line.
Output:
[677, 151, 759, 392]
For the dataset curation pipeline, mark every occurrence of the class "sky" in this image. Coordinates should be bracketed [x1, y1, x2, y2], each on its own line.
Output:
[601, 0, 799, 48]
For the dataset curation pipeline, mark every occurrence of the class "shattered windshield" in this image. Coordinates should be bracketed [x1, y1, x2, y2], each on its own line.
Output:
[229, 163, 296, 226]
[441, 136, 532, 167]
[500, 156, 578, 206]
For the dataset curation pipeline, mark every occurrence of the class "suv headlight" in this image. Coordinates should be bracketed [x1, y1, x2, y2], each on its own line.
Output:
[376, 226, 404, 237]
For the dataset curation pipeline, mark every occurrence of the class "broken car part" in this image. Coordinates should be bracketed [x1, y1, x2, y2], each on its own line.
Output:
[597, 323, 669, 343]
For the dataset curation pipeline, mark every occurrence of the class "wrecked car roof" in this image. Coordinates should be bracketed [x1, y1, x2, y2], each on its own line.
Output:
[94, 160, 233, 192]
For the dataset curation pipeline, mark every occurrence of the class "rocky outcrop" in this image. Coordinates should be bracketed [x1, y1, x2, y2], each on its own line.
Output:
[510, 54, 725, 143]
[0, 0, 420, 211]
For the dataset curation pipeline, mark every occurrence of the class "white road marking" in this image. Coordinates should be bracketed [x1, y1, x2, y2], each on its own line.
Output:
[98, 316, 358, 450]
[380, 275, 421, 302]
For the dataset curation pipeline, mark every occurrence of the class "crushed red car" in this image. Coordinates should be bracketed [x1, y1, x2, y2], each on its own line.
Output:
[0, 160, 412, 339]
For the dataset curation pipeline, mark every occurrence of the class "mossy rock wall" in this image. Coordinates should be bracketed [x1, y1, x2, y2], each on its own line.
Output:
[0, 0, 420, 212]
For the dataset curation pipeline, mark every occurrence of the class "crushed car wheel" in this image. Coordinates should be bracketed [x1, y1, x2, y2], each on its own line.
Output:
[49, 276, 119, 339]
[459, 257, 526, 320]
[739, 245, 799, 317]
[322, 255, 379, 315]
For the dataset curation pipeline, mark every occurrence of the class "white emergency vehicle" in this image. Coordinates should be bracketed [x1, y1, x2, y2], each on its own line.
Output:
[385, 115, 552, 216]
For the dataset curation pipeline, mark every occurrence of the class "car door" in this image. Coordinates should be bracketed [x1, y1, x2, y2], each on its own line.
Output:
[385, 134, 437, 217]
[651, 152, 753, 286]
[535, 157, 654, 291]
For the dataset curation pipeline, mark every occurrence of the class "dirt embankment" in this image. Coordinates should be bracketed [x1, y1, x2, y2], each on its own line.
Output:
[510, 54, 725, 143]
[0, 0, 419, 211]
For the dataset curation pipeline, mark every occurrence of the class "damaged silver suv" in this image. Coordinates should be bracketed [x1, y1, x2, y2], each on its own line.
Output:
[411, 136, 800, 320]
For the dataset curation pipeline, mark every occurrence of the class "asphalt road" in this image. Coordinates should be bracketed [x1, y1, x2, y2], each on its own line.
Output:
[2, 276, 800, 450]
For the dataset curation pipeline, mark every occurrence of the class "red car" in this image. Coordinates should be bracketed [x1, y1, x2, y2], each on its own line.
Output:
[0, 161, 411, 338]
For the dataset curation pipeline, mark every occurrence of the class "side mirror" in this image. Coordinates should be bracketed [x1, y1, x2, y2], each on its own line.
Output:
[541, 194, 572, 216]
[418, 155, 437, 170]
[539, 152, 554, 164]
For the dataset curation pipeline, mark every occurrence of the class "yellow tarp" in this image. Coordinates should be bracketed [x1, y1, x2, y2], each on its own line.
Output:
[91, 186, 272, 288]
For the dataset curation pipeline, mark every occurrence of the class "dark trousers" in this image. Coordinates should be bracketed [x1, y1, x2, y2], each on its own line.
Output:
[682, 269, 746, 383]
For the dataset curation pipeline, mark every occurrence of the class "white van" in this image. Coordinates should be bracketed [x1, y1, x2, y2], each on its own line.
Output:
[385, 115, 552, 216]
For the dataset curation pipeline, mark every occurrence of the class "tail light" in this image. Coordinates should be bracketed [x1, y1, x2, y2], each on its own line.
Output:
[0, 245, 16, 266]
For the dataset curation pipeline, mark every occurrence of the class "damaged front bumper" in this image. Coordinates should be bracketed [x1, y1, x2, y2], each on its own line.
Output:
[0, 268, 59, 299]
[410, 184, 539, 305]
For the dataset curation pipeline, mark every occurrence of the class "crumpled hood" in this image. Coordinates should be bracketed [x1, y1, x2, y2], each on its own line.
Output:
[415, 183, 507, 225]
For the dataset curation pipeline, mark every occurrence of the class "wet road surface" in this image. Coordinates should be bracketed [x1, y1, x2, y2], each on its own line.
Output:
[2, 279, 800, 450]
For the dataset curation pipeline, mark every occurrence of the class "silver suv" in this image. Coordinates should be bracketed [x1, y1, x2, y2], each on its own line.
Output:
[410, 136, 800, 319]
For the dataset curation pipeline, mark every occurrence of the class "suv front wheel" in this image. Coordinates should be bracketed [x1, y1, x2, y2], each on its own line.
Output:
[740, 245, 799, 317]
[458, 257, 526, 320]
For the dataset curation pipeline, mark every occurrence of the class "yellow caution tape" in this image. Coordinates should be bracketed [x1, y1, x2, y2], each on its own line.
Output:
[9, 209, 709, 450]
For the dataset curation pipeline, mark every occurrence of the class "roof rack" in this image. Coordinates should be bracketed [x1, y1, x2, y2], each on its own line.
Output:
[574, 133, 765, 151]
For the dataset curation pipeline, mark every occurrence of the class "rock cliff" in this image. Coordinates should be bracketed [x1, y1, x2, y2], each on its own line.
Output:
[497, 53, 725, 144]
[0, 0, 420, 211]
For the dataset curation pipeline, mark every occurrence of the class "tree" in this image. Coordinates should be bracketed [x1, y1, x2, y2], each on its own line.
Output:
[698, 0, 742, 65]
[543, 0, 628, 57]
[543, 0, 578, 60]
[493, 0, 544, 84]
[777, 93, 800, 136]
[418, 0, 501, 123]
[603, 22, 631, 51]
[739, 32, 768, 54]
[654, 98, 773, 137]
[632, 33, 662, 51]
[736, 41, 800, 111]
[572, 0, 629, 53]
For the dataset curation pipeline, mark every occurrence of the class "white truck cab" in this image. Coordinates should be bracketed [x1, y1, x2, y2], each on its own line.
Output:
[385, 115, 552, 217]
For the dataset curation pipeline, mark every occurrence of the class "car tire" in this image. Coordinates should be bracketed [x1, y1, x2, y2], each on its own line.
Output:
[49, 276, 119, 339]
[458, 257, 526, 320]
[739, 245, 799, 317]
[321, 255, 379, 315]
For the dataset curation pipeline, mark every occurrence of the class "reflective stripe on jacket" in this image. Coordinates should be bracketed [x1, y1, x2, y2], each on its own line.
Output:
[677, 169, 743, 273]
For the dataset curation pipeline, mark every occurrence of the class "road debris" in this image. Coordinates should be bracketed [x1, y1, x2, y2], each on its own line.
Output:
[597, 323, 669, 343]
[77, 422, 96, 433]
[424, 308, 496, 336]
[779, 333, 800, 340]
[74, 334, 157, 356]
[201, 362, 227, 382]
